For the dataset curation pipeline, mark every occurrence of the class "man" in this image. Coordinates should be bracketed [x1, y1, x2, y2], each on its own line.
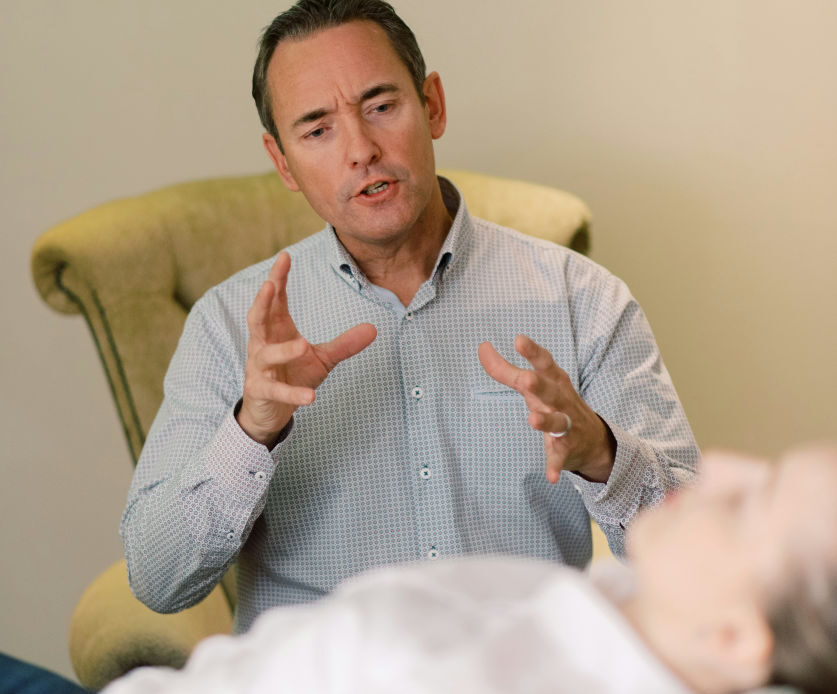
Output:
[121, 0, 698, 632]
[107, 446, 837, 693]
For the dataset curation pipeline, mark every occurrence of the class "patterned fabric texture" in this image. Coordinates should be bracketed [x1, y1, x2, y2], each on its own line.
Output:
[121, 179, 698, 632]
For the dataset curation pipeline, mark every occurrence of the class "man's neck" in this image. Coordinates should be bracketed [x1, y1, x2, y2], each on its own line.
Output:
[336, 184, 454, 307]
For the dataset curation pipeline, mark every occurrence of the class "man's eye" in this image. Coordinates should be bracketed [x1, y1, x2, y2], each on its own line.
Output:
[372, 103, 391, 113]
[307, 127, 325, 139]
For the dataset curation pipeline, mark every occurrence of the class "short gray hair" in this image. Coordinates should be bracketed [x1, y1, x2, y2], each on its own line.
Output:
[766, 538, 837, 692]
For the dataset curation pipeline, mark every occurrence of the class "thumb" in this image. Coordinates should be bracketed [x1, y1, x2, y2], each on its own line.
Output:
[318, 323, 377, 370]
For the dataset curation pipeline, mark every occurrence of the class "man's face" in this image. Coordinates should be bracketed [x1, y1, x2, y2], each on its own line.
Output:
[627, 448, 837, 627]
[262, 20, 446, 248]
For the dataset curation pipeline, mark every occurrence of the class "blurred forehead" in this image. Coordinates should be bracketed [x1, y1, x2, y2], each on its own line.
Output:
[696, 451, 774, 495]
[768, 446, 837, 551]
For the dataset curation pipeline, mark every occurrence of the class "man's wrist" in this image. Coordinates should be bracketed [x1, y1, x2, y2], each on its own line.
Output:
[577, 417, 617, 483]
[234, 400, 291, 448]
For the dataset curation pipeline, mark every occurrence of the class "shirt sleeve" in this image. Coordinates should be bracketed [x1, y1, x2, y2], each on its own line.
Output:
[120, 294, 290, 613]
[563, 256, 699, 556]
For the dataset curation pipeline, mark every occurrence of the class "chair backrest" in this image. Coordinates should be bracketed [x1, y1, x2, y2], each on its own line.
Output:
[32, 169, 591, 463]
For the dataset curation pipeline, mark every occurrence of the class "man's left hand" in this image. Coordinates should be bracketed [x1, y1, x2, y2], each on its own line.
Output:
[478, 335, 616, 484]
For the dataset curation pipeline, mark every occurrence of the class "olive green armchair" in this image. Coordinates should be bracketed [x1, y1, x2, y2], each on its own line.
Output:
[31, 169, 592, 691]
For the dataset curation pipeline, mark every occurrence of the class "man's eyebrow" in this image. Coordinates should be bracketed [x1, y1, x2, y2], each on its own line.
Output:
[360, 83, 400, 102]
[292, 108, 330, 130]
[291, 83, 401, 130]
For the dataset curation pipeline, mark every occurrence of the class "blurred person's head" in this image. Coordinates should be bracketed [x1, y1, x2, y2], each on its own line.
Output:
[625, 446, 837, 694]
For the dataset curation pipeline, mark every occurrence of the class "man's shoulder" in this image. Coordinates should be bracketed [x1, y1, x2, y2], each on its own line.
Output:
[468, 215, 614, 282]
[195, 229, 331, 311]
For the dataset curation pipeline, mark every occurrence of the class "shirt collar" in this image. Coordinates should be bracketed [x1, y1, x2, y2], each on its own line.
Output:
[326, 175, 472, 288]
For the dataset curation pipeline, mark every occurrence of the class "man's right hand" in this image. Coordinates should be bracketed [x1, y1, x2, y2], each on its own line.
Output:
[237, 251, 377, 447]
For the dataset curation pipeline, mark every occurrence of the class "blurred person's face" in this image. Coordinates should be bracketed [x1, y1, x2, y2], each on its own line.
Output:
[627, 452, 773, 628]
[625, 447, 837, 693]
[755, 446, 837, 593]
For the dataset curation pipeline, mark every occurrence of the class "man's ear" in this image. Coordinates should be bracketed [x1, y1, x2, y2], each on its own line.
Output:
[422, 71, 446, 140]
[262, 133, 300, 192]
[695, 607, 774, 692]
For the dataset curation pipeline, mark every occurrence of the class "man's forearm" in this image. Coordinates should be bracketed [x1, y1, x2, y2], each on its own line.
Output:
[122, 408, 279, 613]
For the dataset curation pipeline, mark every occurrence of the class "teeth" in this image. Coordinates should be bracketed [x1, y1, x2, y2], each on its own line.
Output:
[364, 181, 388, 195]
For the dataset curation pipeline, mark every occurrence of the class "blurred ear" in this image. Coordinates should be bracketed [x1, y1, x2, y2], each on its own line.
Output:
[262, 133, 300, 192]
[694, 607, 773, 692]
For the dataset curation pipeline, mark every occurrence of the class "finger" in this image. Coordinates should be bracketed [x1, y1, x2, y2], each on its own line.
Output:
[268, 251, 292, 288]
[479, 342, 562, 413]
[264, 252, 301, 342]
[253, 337, 310, 370]
[529, 410, 572, 436]
[247, 280, 278, 346]
[544, 435, 567, 484]
[317, 323, 377, 370]
[248, 378, 316, 407]
[515, 335, 564, 379]
[250, 252, 300, 345]
[477, 341, 521, 391]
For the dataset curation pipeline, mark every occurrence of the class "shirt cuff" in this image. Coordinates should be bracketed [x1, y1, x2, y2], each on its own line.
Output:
[566, 419, 669, 530]
[182, 408, 294, 499]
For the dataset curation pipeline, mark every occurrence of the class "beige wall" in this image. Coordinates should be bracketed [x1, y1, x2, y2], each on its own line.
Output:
[2, 0, 835, 681]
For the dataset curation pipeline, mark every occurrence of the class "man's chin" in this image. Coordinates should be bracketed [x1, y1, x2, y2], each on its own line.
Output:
[336, 211, 420, 246]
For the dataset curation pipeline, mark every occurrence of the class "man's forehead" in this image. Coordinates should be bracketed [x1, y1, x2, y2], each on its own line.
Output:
[267, 21, 411, 118]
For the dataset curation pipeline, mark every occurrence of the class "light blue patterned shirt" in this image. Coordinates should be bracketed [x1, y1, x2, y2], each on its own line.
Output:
[122, 178, 698, 632]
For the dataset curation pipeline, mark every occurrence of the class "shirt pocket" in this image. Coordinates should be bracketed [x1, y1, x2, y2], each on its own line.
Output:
[465, 353, 528, 403]
[469, 383, 520, 401]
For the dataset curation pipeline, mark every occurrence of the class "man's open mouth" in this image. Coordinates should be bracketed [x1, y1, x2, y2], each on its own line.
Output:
[361, 181, 389, 195]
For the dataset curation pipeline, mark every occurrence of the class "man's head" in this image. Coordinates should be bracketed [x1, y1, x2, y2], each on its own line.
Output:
[626, 446, 837, 694]
[250, 1, 448, 254]
[253, 0, 427, 152]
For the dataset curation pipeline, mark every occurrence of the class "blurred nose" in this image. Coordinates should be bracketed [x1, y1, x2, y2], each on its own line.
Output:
[345, 119, 381, 169]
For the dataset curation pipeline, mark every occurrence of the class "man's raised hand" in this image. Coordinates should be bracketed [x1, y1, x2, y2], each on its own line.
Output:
[237, 252, 377, 447]
[478, 335, 616, 484]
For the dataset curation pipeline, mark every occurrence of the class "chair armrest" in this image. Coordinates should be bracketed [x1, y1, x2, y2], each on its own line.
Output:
[69, 560, 232, 691]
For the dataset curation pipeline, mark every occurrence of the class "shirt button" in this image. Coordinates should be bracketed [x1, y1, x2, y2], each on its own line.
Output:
[225, 531, 235, 541]
[427, 547, 440, 560]
[254, 471, 267, 481]
[411, 386, 423, 400]
[420, 466, 431, 479]
[405, 311, 414, 321]
[573, 484, 581, 493]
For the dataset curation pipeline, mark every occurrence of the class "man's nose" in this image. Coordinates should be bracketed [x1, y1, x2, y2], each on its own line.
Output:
[345, 120, 381, 168]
